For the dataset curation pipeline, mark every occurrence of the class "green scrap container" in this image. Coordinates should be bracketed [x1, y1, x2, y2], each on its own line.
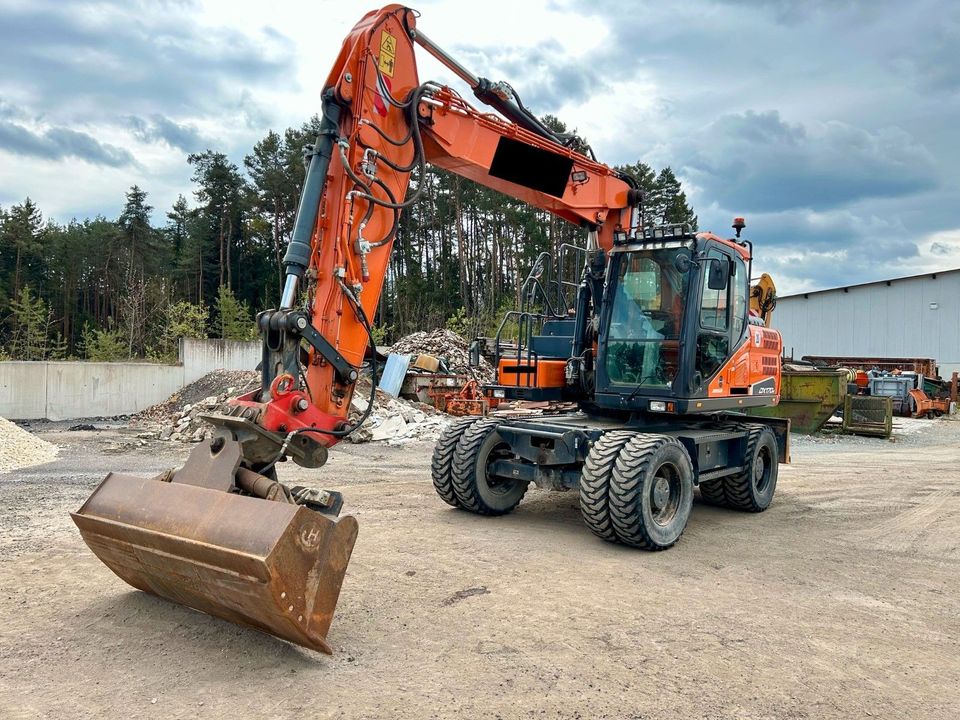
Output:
[747, 369, 847, 434]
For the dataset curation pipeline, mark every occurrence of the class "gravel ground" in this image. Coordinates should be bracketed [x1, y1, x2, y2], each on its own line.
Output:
[1, 417, 958, 719]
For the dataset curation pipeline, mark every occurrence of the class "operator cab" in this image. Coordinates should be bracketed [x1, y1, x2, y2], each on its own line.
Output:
[594, 224, 753, 414]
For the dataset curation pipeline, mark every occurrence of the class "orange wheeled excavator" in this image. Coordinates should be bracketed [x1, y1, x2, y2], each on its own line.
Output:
[72, 5, 788, 654]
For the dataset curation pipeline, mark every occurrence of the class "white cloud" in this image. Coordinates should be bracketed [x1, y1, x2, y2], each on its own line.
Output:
[0, 0, 958, 297]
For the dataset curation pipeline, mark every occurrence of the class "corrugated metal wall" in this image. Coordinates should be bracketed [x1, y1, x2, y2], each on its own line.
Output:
[772, 270, 960, 377]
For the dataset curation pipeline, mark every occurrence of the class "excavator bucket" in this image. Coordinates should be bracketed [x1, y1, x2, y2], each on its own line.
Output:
[70, 439, 358, 654]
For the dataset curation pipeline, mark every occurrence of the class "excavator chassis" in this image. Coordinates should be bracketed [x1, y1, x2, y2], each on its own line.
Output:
[71, 425, 357, 654]
[486, 413, 790, 490]
[433, 412, 790, 550]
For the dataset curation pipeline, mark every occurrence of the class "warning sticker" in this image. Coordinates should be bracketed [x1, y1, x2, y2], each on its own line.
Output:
[378, 30, 397, 77]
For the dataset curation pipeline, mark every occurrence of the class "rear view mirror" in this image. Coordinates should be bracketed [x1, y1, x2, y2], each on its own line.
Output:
[469, 339, 481, 368]
[674, 251, 692, 274]
[707, 258, 730, 290]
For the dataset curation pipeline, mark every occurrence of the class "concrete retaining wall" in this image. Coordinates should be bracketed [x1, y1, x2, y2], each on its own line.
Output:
[0, 339, 259, 421]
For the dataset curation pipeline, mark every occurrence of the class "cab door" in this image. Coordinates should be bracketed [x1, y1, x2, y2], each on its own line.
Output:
[694, 247, 734, 395]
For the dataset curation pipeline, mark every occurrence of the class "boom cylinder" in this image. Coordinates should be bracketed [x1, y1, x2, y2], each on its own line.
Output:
[281, 90, 342, 308]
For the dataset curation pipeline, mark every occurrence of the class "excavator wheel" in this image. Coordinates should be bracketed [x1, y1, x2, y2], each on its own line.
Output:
[721, 425, 778, 512]
[609, 434, 694, 550]
[451, 418, 528, 515]
[697, 479, 728, 507]
[431, 417, 482, 507]
[579, 431, 636, 543]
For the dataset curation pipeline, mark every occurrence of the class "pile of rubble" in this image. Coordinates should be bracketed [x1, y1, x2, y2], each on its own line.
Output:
[390, 328, 494, 382]
[134, 368, 451, 445]
[133, 328, 490, 445]
[347, 376, 451, 445]
[132, 370, 259, 443]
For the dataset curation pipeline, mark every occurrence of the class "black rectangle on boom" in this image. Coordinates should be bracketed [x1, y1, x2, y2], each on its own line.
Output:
[489, 137, 574, 198]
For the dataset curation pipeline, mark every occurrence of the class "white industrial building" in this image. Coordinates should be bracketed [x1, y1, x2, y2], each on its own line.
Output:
[772, 268, 960, 378]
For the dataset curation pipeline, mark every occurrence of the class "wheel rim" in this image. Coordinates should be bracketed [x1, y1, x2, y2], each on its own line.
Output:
[753, 445, 772, 493]
[648, 462, 682, 526]
[483, 441, 518, 496]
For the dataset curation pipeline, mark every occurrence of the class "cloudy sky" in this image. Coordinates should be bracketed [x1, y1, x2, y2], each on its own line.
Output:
[1, 0, 958, 293]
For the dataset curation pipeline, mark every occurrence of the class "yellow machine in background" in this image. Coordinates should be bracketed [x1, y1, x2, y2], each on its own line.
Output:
[750, 273, 777, 327]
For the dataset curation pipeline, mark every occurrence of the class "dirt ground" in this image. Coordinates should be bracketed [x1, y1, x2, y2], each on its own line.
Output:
[1, 418, 959, 719]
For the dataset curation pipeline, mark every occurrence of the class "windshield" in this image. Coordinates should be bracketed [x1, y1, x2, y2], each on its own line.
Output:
[605, 245, 691, 389]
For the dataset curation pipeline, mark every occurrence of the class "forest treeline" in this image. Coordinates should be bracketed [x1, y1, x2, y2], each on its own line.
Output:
[0, 116, 696, 362]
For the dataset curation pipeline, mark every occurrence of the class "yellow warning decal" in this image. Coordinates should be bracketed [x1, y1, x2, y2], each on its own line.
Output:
[378, 30, 397, 77]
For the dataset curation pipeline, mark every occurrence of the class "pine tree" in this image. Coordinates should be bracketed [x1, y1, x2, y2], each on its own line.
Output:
[651, 167, 698, 230]
[246, 130, 296, 288]
[165, 195, 190, 260]
[117, 185, 162, 282]
[616, 162, 658, 227]
[3, 198, 44, 296]
[7, 285, 49, 360]
[188, 151, 249, 293]
[214, 285, 255, 340]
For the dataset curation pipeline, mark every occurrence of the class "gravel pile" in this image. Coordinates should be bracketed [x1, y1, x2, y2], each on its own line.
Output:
[0, 416, 58, 473]
[390, 328, 494, 382]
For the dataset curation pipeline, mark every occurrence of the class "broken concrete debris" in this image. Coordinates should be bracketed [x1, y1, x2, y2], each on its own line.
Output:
[347, 383, 451, 444]
[389, 328, 494, 382]
[133, 330, 491, 444]
[131, 370, 259, 443]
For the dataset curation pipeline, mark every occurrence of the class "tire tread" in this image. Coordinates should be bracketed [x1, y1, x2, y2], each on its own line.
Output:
[579, 431, 635, 542]
[609, 434, 687, 550]
[451, 418, 527, 515]
[722, 425, 774, 512]
[431, 417, 480, 507]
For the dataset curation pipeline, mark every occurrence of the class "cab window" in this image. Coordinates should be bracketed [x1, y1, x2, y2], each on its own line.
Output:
[731, 255, 748, 340]
[696, 249, 731, 382]
[699, 257, 728, 331]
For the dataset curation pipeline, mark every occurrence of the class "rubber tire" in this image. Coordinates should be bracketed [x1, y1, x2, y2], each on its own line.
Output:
[451, 418, 528, 515]
[698, 479, 728, 507]
[609, 434, 694, 550]
[722, 425, 778, 512]
[579, 431, 635, 542]
[431, 417, 482, 507]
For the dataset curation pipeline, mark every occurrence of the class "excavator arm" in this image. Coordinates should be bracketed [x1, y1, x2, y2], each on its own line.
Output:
[72, 4, 638, 654]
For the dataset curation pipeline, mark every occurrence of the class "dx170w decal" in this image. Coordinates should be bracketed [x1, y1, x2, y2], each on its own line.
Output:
[751, 377, 777, 395]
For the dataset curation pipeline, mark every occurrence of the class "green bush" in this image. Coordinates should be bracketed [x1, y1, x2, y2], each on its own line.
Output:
[444, 307, 470, 337]
[148, 300, 208, 362]
[82, 323, 129, 361]
[371, 323, 393, 346]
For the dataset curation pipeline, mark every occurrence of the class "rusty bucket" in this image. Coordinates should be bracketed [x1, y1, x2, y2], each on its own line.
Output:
[71, 459, 358, 654]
